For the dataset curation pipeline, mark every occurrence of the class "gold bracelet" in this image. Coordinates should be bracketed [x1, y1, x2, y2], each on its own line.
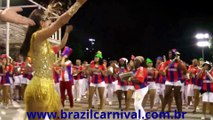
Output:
[67, 2, 81, 16]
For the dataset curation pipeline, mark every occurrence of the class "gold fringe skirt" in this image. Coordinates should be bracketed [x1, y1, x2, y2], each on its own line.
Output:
[24, 76, 61, 112]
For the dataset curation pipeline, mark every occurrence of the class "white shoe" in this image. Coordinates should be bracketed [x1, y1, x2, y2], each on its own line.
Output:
[109, 101, 112, 106]
[12, 101, 20, 108]
[77, 98, 81, 102]
[211, 117, 213, 120]
[196, 107, 200, 110]
[1, 110, 6, 115]
[201, 116, 205, 120]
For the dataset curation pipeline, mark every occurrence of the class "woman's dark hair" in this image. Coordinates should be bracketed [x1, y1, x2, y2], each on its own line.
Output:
[141, 61, 147, 68]
[168, 49, 176, 60]
[119, 61, 128, 69]
[94, 58, 103, 65]
[134, 60, 147, 69]
[20, 9, 44, 58]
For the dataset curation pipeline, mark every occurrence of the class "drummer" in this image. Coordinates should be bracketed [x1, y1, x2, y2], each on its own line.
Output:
[131, 56, 148, 120]
[142, 58, 158, 111]
[116, 58, 134, 110]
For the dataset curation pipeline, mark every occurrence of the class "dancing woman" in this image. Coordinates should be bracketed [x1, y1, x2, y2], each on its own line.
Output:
[19, 0, 87, 118]
[103, 60, 114, 106]
[116, 58, 134, 110]
[88, 51, 106, 111]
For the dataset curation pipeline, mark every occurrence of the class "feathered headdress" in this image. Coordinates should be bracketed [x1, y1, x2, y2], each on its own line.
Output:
[33, 0, 72, 20]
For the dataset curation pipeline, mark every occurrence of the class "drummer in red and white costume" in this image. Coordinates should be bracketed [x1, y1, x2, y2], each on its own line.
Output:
[142, 58, 158, 111]
[186, 59, 199, 109]
[192, 58, 204, 113]
[155, 56, 166, 108]
[82, 61, 89, 98]
[1, 54, 14, 108]
[116, 57, 134, 110]
[60, 47, 74, 109]
[131, 56, 148, 120]
[198, 61, 213, 120]
[73, 59, 84, 102]
[103, 60, 114, 106]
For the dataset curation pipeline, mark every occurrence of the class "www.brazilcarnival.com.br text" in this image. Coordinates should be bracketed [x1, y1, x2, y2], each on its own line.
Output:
[26, 110, 187, 119]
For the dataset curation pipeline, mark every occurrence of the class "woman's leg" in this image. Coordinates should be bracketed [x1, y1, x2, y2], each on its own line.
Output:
[203, 102, 207, 118]
[116, 90, 123, 109]
[126, 89, 133, 110]
[60, 81, 66, 107]
[14, 86, 19, 101]
[104, 84, 108, 102]
[167, 90, 174, 112]
[142, 90, 149, 108]
[9, 85, 13, 104]
[193, 89, 200, 112]
[66, 81, 73, 108]
[161, 85, 173, 112]
[78, 79, 83, 101]
[21, 84, 27, 100]
[150, 89, 156, 111]
[0, 85, 3, 103]
[209, 103, 213, 118]
[3, 85, 10, 106]
[81, 78, 86, 96]
[74, 80, 78, 101]
[88, 86, 96, 109]
[108, 84, 114, 104]
[134, 87, 149, 119]
[98, 87, 105, 110]
[174, 86, 182, 112]
[158, 84, 165, 109]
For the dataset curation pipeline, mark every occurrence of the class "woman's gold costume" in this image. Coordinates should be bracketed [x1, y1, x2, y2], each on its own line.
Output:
[24, 32, 61, 112]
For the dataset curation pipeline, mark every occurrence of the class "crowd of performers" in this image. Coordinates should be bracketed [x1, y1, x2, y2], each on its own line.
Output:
[1, 48, 213, 119]
[1, 1, 213, 120]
